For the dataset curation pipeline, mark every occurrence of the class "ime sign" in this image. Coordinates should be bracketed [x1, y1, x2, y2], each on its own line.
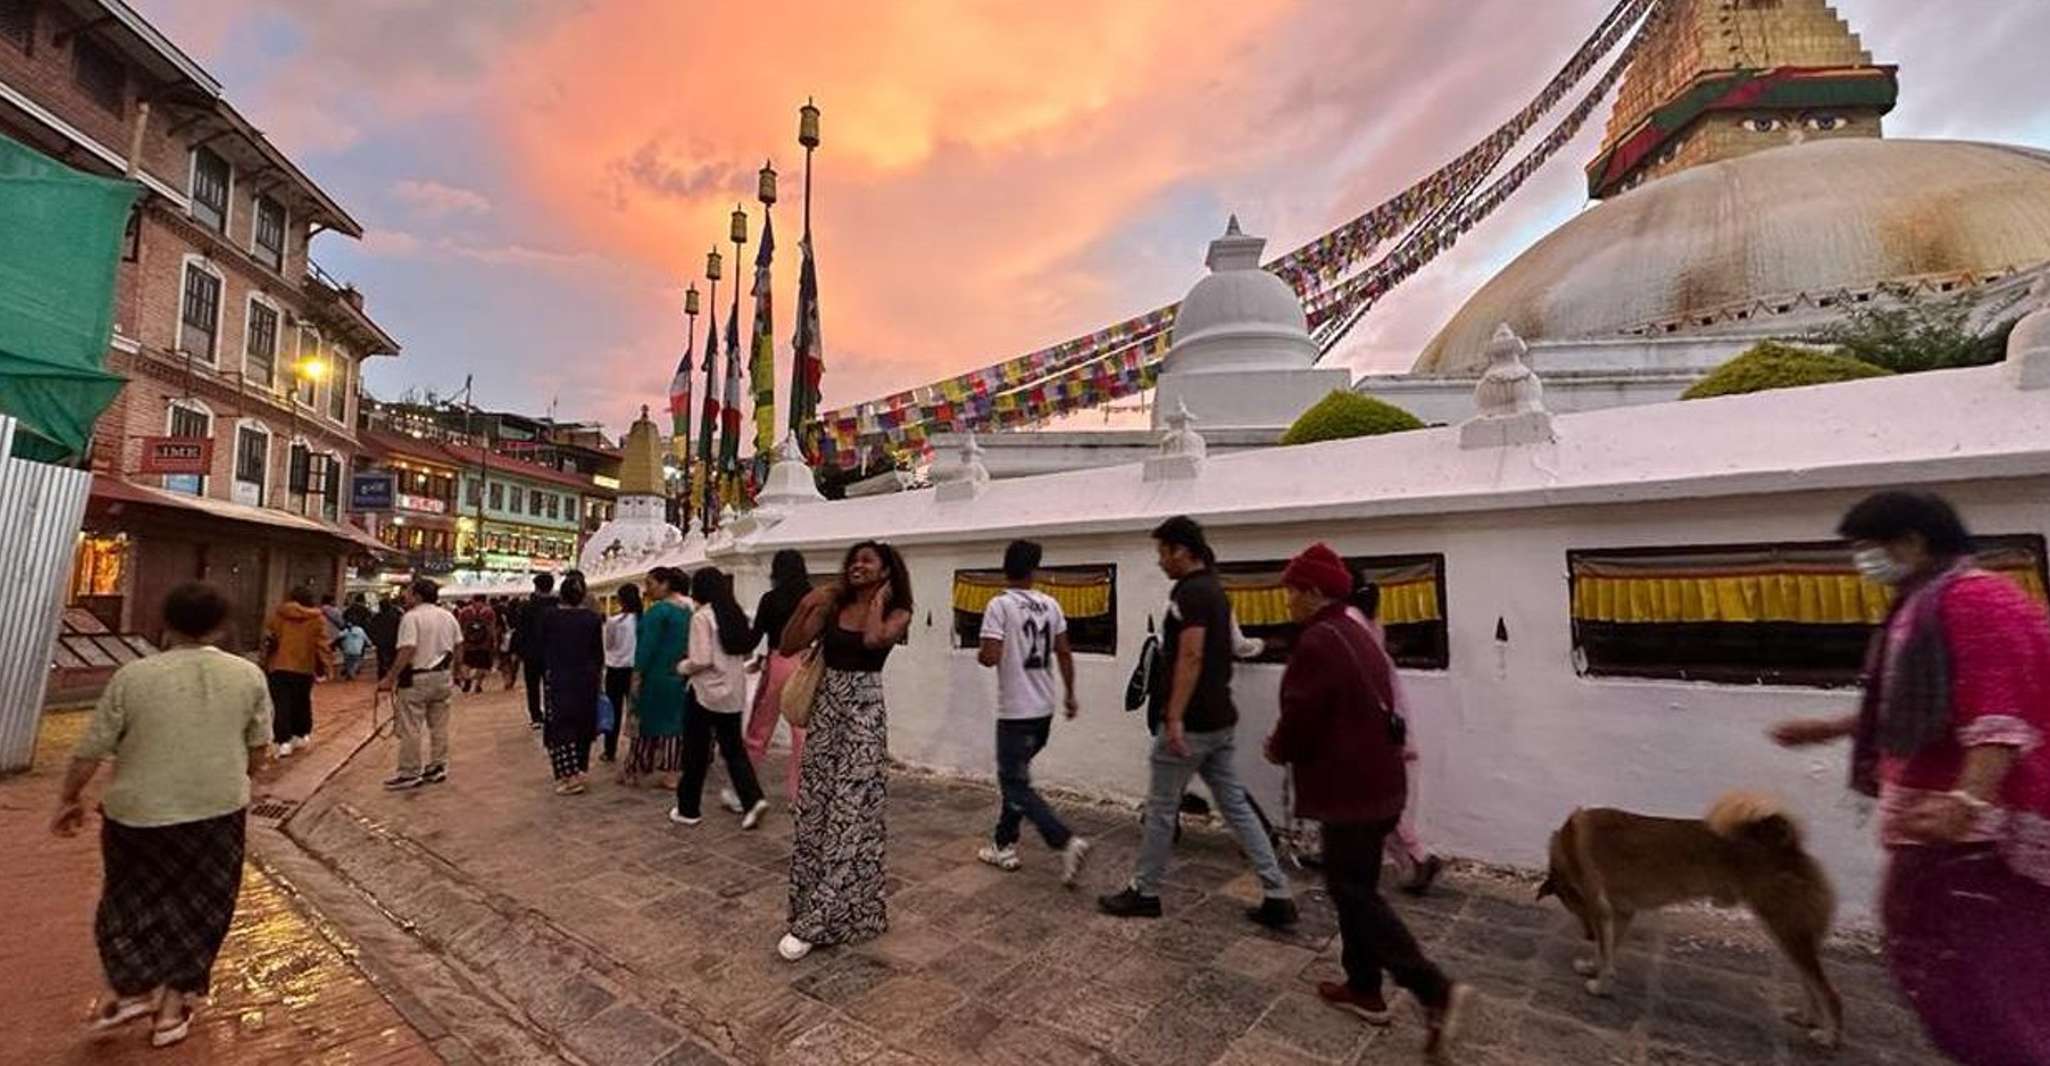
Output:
[136, 437, 212, 475]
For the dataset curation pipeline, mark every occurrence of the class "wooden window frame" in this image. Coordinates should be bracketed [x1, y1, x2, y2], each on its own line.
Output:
[951, 564, 1119, 657]
[242, 296, 279, 387]
[1218, 553, 1450, 671]
[1568, 536, 2050, 688]
[163, 401, 211, 496]
[188, 147, 230, 233]
[70, 33, 124, 116]
[233, 422, 270, 493]
[176, 258, 223, 364]
[252, 195, 286, 272]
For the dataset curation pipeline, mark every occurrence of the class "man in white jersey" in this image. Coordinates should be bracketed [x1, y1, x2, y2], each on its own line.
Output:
[976, 540, 1092, 884]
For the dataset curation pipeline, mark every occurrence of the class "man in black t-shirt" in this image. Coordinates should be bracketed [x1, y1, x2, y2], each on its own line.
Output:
[1100, 515, 1297, 928]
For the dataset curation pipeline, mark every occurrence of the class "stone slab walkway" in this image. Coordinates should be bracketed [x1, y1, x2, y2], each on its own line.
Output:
[289, 685, 1947, 1066]
[0, 679, 446, 1065]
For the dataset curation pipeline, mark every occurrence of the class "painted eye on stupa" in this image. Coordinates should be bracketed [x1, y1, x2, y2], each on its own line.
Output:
[1804, 114, 1846, 131]
[1743, 116, 1786, 133]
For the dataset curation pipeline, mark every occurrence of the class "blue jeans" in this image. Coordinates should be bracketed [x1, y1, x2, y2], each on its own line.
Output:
[1134, 727, 1290, 899]
[995, 717, 1072, 849]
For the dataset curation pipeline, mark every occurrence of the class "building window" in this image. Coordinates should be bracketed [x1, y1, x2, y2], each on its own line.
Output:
[1569, 538, 2050, 687]
[294, 328, 319, 405]
[545, 493, 561, 520]
[163, 403, 210, 496]
[508, 486, 524, 514]
[0, 1, 33, 53]
[328, 357, 349, 423]
[466, 479, 482, 508]
[288, 442, 311, 499]
[178, 262, 222, 363]
[488, 482, 504, 511]
[253, 196, 286, 271]
[71, 34, 124, 116]
[321, 454, 342, 522]
[244, 299, 278, 387]
[951, 565, 1118, 656]
[189, 147, 230, 232]
[235, 425, 269, 494]
[1219, 554, 1449, 670]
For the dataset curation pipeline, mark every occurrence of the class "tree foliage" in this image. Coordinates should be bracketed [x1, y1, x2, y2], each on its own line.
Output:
[1682, 341, 1893, 400]
[1810, 298, 2016, 374]
[1281, 390, 1425, 445]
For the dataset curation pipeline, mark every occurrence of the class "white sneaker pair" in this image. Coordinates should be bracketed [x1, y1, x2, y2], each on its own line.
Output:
[977, 837, 1093, 885]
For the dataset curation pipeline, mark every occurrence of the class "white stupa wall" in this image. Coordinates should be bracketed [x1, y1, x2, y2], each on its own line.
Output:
[700, 360, 2050, 925]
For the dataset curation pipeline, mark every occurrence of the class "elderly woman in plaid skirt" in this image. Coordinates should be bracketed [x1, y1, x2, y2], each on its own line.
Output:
[52, 582, 274, 1049]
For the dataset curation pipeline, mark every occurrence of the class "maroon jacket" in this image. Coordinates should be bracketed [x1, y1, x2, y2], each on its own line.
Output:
[1270, 604, 1406, 824]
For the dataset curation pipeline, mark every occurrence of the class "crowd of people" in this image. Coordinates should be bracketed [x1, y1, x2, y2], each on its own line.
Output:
[49, 493, 2050, 1064]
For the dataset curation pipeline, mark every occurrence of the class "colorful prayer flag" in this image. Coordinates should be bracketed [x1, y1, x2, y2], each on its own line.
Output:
[749, 213, 777, 460]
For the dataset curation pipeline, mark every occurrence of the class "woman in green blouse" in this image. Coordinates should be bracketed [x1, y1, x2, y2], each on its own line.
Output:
[626, 566, 691, 790]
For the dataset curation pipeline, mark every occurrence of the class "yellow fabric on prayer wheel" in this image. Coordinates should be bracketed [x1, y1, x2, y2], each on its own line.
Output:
[952, 572, 1112, 619]
[1571, 567, 2046, 624]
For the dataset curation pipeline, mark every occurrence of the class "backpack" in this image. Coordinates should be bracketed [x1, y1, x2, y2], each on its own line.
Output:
[1124, 616, 1161, 721]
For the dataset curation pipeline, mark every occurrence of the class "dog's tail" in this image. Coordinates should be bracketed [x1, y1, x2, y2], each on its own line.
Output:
[1704, 791, 1802, 849]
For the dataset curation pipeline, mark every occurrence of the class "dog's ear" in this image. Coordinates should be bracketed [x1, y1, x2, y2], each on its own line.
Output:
[1536, 874, 1556, 900]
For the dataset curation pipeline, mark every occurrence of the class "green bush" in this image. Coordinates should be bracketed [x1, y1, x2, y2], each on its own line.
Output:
[1811, 298, 2016, 374]
[1281, 390, 1425, 445]
[1682, 341, 1893, 400]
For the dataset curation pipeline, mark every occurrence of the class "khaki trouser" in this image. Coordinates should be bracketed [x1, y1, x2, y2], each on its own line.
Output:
[395, 669, 453, 776]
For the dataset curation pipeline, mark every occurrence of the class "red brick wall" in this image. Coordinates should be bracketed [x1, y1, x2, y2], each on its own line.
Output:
[0, 5, 181, 190]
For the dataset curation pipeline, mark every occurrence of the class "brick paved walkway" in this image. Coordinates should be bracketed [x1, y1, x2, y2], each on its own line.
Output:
[290, 686, 1946, 1066]
[0, 679, 444, 1065]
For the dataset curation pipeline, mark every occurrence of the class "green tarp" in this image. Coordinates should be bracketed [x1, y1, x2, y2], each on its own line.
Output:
[0, 135, 139, 464]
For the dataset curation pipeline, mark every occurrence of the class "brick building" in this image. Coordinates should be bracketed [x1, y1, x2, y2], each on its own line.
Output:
[1, 0, 398, 649]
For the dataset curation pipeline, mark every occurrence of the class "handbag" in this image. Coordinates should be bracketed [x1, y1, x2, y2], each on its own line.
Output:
[780, 642, 826, 729]
[1125, 618, 1160, 714]
[596, 693, 617, 735]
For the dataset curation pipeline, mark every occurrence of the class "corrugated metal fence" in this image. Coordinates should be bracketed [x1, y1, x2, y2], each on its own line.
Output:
[0, 416, 94, 773]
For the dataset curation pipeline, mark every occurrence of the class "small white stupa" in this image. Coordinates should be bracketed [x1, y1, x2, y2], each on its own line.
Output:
[578, 407, 684, 576]
[1152, 215, 1350, 430]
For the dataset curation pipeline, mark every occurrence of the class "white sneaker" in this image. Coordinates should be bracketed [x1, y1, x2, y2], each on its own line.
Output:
[741, 799, 771, 830]
[276, 741, 294, 758]
[1061, 837, 1094, 887]
[720, 787, 745, 814]
[777, 934, 813, 962]
[667, 807, 701, 826]
[978, 843, 1022, 871]
[295, 734, 313, 752]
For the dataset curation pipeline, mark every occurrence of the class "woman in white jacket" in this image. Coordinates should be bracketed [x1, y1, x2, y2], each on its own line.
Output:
[671, 568, 769, 828]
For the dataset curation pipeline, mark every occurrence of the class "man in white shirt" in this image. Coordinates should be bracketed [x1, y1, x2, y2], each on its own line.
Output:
[976, 540, 1091, 884]
[378, 578, 463, 790]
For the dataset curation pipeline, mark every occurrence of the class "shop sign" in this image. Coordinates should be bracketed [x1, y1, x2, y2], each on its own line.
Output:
[136, 437, 212, 475]
[351, 472, 396, 511]
[482, 552, 530, 571]
[396, 492, 448, 515]
[529, 557, 563, 572]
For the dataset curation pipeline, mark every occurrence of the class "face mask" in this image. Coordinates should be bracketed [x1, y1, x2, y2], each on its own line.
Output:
[1853, 547, 1911, 586]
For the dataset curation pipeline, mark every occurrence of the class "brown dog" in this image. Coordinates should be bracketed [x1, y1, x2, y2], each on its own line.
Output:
[1537, 793, 1842, 1048]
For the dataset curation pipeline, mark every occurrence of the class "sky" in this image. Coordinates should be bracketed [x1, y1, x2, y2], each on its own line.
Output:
[134, 0, 2050, 440]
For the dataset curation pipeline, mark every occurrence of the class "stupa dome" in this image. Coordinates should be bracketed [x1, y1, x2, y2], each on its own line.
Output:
[1415, 139, 2050, 374]
[1166, 216, 1318, 374]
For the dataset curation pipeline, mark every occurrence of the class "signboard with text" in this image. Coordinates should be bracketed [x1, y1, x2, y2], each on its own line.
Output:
[396, 492, 449, 515]
[135, 437, 212, 476]
[350, 472, 396, 512]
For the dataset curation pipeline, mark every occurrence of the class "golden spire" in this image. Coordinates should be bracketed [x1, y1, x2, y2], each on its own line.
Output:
[1587, 0, 1894, 198]
[616, 406, 666, 497]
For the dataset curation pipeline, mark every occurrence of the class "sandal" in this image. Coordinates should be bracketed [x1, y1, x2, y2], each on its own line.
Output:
[150, 1001, 193, 1048]
[88, 994, 156, 1032]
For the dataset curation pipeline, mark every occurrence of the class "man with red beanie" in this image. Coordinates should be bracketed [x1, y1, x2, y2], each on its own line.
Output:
[1267, 543, 1471, 1057]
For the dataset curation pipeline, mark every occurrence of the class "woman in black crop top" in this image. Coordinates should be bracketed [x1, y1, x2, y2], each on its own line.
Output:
[774, 540, 913, 962]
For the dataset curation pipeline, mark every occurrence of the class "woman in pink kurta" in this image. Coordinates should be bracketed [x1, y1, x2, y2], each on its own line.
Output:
[1775, 492, 2050, 1066]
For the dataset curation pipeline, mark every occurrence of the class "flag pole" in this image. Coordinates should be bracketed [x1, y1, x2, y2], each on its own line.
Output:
[699, 247, 721, 535]
[791, 98, 822, 456]
[677, 284, 699, 528]
[724, 204, 748, 515]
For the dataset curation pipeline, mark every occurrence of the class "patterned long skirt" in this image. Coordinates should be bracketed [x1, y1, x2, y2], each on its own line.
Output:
[1882, 843, 2050, 1065]
[97, 809, 247, 996]
[788, 668, 889, 947]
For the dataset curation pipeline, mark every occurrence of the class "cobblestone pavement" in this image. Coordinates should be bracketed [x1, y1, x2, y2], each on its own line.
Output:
[0, 680, 444, 1064]
[288, 685, 1948, 1066]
